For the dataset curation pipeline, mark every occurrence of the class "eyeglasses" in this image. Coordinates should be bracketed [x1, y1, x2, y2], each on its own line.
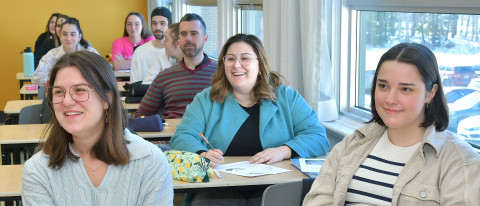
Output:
[48, 84, 95, 104]
[223, 54, 258, 67]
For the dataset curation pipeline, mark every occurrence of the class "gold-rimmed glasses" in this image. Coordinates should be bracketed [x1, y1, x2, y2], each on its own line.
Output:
[48, 84, 95, 104]
[223, 54, 258, 67]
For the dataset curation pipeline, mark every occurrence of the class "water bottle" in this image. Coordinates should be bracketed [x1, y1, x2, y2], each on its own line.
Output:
[22, 47, 34, 77]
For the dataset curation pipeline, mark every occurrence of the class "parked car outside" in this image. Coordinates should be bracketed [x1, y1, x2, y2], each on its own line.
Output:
[439, 65, 477, 86]
[448, 91, 480, 133]
[468, 78, 480, 90]
[443, 87, 477, 103]
[457, 115, 480, 148]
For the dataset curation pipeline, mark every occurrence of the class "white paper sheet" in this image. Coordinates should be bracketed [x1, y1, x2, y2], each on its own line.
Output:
[216, 161, 291, 177]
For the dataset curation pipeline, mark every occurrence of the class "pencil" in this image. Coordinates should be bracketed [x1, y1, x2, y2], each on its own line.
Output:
[199, 133, 215, 150]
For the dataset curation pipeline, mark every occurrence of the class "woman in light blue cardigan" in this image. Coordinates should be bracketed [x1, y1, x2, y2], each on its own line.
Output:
[171, 34, 329, 205]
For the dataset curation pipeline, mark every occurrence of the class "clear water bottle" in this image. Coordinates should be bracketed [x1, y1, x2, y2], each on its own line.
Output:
[22, 47, 34, 77]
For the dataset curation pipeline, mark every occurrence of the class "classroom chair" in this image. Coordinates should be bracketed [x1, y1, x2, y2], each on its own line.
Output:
[19, 104, 44, 124]
[261, 178, 315, 206]
[37, 86, 46, 100]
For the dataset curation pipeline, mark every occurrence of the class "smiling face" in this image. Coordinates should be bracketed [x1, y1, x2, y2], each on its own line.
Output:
[52, 66, 108, 140]
[374, 60, 437, 132]
[224, 42, 260, 96]
[60, 24, 82, 52]
[178, 20, 207, 57]
[126, 15, 142, 37]
[55, 17, 66, 39]
[49, 16, 57, 35]
[152, 15, 168, 40]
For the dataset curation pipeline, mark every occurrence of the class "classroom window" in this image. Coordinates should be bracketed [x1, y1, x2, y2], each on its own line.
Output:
[185, 5, 219, 58]
[238, 9, 263, 43]
[343, 3, 480, 149]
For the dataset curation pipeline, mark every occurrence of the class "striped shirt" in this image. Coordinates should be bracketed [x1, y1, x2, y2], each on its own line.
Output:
[345, 131, 420, 205]
[134, 55, 217, 119]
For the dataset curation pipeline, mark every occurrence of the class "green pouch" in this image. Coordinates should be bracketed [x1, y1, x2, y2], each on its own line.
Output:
[164, 150, 213, 183]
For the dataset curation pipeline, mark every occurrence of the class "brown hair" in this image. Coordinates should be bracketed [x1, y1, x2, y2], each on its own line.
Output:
[41, 50, 130, 169]
[211, 34, 283, 103]
[123, 12, 152, 39]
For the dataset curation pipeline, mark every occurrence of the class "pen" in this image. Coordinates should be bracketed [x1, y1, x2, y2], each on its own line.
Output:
[199, 133, 223, 179]
[213, 169, 222, 179]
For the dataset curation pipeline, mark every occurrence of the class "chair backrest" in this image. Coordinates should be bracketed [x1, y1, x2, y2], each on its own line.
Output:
[262, 179, 315, 206]
[37, 86, 46, 100]
[262, 181, 303, 206]
[19, 104, 44, 124]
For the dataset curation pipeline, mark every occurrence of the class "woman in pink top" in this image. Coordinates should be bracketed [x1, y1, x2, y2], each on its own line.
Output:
[112, 12, 154, 70]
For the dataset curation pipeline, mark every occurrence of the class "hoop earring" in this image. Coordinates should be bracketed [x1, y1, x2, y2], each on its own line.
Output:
[105, 110, 108, 123]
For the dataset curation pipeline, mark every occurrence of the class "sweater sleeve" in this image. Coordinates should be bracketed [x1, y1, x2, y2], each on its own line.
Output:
[111, 38, 123, 61]
[32, 49, 56, 85]
[130, 50, 142, 83]
[22, 154, 56, 205]
[280, 86, 330, 157]
[137, 142, 174, 206]
[134, 74, 165, 117]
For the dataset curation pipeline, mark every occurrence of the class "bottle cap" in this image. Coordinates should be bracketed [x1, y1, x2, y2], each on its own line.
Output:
[24, 47, 32, 52]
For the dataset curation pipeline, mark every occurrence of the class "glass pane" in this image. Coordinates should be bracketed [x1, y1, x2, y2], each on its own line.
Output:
[240, 9, 264, 44]
[355, 11, 480, 148]
[186, 5, 219, 58]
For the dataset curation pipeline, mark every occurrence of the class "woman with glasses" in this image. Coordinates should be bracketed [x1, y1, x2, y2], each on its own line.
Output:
[171, 34, 330, 205]
[33, 17, 99, 85]
[22, 51, 173, 205]
[112, 12, 154, 71]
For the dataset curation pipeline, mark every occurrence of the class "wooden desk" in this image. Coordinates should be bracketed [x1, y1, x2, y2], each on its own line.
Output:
[0, 119, 180, 165]
[16, 72, 32, 89]
[117, 81, 130, 92]
[19, 85, 38, 100]
[0, 157, 305, 203]
[122, 102, 140, 111]
[4, 100, 42, 114]
[114, 70, 130, 81]
[172, 156, 305, 193]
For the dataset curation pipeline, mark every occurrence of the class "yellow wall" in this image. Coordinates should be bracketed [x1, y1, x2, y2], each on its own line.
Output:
[0, 0, 148, 110]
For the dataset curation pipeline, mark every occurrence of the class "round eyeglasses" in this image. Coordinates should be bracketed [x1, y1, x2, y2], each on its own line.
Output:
[223, 54, 258, 67]
[48, 84, 95, 104]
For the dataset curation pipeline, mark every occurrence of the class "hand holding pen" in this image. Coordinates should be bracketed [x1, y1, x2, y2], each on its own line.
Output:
[199, 133, 224, 178]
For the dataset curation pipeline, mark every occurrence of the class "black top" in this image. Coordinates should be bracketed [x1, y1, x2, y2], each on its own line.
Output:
[224, 103, 263, 156]
[35, 38, 55, 69]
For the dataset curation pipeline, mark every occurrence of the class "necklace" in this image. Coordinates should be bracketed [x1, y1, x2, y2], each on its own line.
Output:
[84, 163, 105, 175]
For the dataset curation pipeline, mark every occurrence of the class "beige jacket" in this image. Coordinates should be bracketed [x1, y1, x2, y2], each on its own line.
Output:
[303, 123, 480, 205]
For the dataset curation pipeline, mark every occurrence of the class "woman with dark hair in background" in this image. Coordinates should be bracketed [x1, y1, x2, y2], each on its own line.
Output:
[22, 51, 173, 205]
[33, 13, 59, 68]
[35, 14, 70, 68]
[112, 12, 154, 70]
[303, 43, 480, 205]
[33, 17, 98, 85]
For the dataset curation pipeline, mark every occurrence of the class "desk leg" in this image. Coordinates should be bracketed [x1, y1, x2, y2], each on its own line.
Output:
[1, 145, 11, 165]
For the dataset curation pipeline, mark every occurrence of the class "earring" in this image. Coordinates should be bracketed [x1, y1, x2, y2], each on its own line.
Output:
[425, 102, 429, 109]
[104, 110, 108, 123]
[258, 72, 261, 75]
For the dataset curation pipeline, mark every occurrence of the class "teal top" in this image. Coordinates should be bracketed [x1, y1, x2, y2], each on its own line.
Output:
[171, 85, 330, 158]
[22, 129, 173, 206]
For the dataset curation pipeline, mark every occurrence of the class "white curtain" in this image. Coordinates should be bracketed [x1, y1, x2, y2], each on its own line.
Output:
[263, 0, 338, 121]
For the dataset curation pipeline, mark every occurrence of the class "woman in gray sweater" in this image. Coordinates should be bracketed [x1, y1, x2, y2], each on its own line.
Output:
[22, 51, 173, 206]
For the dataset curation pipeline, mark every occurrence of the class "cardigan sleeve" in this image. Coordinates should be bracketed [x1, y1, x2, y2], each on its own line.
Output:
[279, 86, 330, 158]
[170, 89, 211, 153]
[32, 49, 56, 85]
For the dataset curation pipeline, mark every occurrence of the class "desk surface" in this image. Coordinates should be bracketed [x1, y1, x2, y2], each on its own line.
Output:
[0, 119, 181, 145]
[16, 72, 32, 80]
[4, 100, 43, 114]
[122, 102, 140, 111]
[0, 157, 304, 198]
[20, 84, 39, 95]
[172, 156, 305, 191]
[0, 165, 23, 197]
[114, 70, 130, 78]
